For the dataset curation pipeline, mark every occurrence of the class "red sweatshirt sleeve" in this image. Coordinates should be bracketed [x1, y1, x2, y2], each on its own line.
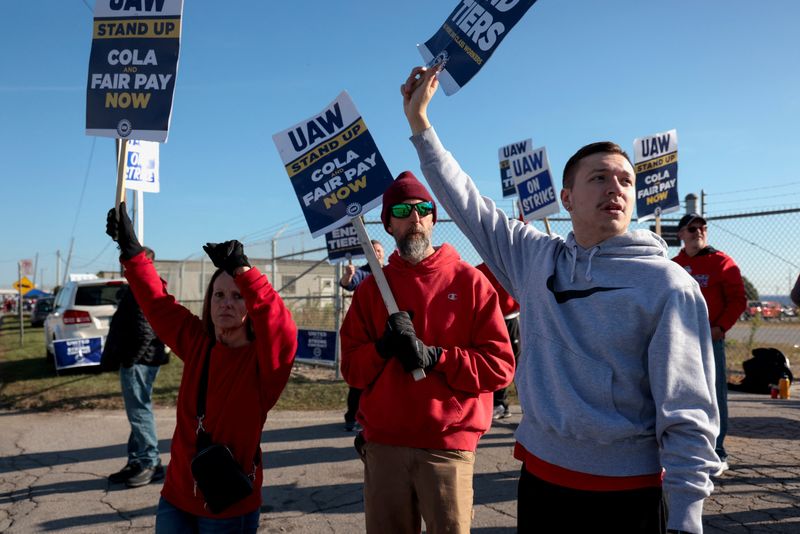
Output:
[340, 283, 390, 389]
[433, 282, 516, 394]
[122, 252, 206, 362]
[716, 257, 747, 332]
[235, 267, 298, 413]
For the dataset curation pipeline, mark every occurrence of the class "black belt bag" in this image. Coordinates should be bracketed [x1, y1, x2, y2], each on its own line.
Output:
[191, 345, 256, 514]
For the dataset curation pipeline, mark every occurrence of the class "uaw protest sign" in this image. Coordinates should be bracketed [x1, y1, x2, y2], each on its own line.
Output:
[633, 129, 679, 221]
[123, 139, 159, 192]
[325, 221, 365, 263]
[511, 146, 559, 222]
[499, 138, 533, 198]
[273, 92, 394, 238]
[418, 0, 538, 96]
[86, 0, 183, 141]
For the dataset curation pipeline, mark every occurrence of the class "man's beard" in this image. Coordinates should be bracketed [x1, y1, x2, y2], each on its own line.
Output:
[396, 227, 431, 264]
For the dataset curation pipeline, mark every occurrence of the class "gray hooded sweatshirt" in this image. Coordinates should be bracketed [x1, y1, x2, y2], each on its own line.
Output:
[411, 127, 719, 534]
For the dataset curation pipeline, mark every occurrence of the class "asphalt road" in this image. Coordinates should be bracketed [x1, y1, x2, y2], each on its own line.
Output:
[1, 389, 799, 533]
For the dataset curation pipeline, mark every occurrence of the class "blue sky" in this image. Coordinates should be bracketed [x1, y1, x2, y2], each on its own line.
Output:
[1, 1, 798, 291]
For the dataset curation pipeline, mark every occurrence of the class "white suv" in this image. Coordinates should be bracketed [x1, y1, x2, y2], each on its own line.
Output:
[44, 277, 127, 362]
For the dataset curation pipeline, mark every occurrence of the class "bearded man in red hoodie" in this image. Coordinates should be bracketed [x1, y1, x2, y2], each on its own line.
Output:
[340, 171, 515, 534]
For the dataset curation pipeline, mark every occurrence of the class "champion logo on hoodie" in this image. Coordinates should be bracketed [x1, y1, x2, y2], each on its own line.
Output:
[447, 293, 458, 301]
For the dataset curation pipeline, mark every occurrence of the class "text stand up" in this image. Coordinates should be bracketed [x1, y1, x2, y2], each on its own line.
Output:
[352, 216, 425, 381]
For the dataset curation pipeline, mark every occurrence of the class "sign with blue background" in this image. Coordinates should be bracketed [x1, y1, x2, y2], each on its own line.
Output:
[511, 147, 559, 222]
[54, 337, 103, 371]
[418, 0, 538, 95]
[296, 330, 337, 367]
[124, 140, 159, 192]
[273, 92, 394, 238]
[633, 129, 679, 221]
[325, 222, 365, 263]
[499, 138, 532, 198]
[86, 0, 183, 142]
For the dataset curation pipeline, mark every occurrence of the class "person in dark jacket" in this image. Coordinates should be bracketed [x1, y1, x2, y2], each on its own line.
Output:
[103, 247, 170, 488]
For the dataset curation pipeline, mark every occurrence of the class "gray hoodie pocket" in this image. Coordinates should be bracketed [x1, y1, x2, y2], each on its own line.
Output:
[522, 342, 639, 444]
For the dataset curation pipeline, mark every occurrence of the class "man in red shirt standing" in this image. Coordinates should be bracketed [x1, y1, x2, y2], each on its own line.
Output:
[672, 213, 747, 476]
[340, 171, 515, 534]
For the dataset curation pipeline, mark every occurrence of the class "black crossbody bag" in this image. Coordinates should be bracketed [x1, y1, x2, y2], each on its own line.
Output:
[190, 345, 255, 514]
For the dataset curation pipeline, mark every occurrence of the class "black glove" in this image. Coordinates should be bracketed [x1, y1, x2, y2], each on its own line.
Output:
[380, 311, 442, 373]
[105, 202, 144, 260]
[203, 240, 250, 277]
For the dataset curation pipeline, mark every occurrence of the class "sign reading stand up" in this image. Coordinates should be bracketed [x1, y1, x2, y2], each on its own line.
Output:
[272, 91, 394, 238]
[634, 129, 679, 222]
[86, 0, 184, 142]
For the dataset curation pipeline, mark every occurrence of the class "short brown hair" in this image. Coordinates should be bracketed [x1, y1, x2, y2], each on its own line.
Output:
[562, 142, 632, 188]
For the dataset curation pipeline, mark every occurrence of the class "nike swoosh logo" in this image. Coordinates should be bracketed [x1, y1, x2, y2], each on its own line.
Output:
[546, 274, 626, 303]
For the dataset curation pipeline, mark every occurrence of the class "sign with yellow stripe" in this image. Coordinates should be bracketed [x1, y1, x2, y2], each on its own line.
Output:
[272, 92, 394, 238]
[86, 0, 184, 142]
[633, 129, 680, 222]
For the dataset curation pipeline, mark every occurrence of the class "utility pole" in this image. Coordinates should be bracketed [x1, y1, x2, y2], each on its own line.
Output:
[55, 250, 61, 288]
[62, 238, 75, 286]
[700, 189, 706, 216]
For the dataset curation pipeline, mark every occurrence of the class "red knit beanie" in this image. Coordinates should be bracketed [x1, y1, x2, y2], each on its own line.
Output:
[381, 171, 437, 230]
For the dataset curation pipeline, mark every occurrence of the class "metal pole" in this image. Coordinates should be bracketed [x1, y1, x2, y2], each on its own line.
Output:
[333, 261, 342, 380]
[136, 189, 145, 245]
[271, 239, 277, 286]
[55, 250, 61, 288]
[62, 238, 75, 286]
[33, 253, 39, 287]
[18, 261, 24, 346]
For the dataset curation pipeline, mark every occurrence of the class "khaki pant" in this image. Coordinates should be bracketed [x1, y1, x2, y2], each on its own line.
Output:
[362, 441, 475, 534]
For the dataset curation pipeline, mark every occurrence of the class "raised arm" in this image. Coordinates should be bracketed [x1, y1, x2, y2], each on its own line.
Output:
[401, 67, 555, 301]
[107, 204, 205, 360]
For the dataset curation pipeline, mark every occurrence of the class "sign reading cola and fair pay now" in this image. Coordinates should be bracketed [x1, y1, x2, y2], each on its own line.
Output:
[634, 129, 679, 221]
[272, 92, 394, 238]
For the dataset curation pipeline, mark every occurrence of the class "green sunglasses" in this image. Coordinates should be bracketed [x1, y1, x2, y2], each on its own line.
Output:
[390, 201, 434, 218]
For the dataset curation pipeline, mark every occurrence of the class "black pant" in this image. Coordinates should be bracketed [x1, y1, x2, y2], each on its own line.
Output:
[344, 387, 362, 423]
[494, 316, 520, 407]
[517, 467, 667, 533]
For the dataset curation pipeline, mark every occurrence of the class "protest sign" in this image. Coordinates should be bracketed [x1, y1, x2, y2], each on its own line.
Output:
[511, 146, 559, 222]
[634, 129, 679, 222]
[86, 0, 183, 142]
[499, 138, 533, 198]
[296, 329, 337, 367]
[418, 0, 538, 96]
[272, 91, 394, 238]
[325, 222, 365, 263]
[53, 337, 103, 371]
[124, 139, 159, 192]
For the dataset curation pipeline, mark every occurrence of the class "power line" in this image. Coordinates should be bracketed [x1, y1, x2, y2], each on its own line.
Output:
[73, 241, 114, 269]
[705, 180, 800, 197]
[710, 190, 800, 206]
[69, 137, 97, 239]
[709, 221, 800, 270]
[80, 0, 93, 13]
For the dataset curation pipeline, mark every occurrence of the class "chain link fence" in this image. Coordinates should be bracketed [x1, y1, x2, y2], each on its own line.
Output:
[146, 206, 800, 379]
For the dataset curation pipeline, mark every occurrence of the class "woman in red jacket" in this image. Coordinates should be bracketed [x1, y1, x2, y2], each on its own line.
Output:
[106, 204, 297, 533]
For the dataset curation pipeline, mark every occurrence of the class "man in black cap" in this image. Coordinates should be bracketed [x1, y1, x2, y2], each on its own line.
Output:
[672, 213, 746, 476]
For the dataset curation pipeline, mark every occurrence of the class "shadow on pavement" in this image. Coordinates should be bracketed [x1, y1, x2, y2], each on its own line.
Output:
[727, 416, 800, 439]
[37, 506, 157, 532]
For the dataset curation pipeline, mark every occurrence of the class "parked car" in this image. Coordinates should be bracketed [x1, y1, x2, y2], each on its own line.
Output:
[43, 278, 127, 362]
[30, 297, 54, 327]
[744, 300, 782, 320]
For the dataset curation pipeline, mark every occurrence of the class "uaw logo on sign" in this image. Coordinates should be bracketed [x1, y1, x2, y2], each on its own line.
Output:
[418, 0, 538, 95]
[511, 146, 559, 222]
[296, 330, 337, 367]
[273, 91, 394, 238]
[634, 129, 679, 222]
[53, 337, 103, 371]
[498, 138, 533, 198]
[85, 0, 184, 142]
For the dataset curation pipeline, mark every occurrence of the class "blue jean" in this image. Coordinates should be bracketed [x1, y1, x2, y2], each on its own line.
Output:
[712, 339, 728, 461]
[155, 496, 260, 533]
[120, 363, 161, 468]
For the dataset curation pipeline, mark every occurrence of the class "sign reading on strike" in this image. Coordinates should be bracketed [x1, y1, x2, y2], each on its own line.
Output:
[325, 222, 365, 263]
[634, 129, 679, 221]
[511, 146, 559, 222]
[124, 139, 160, 192]
[296, 329, 337, 367]
[418, 0, 538, 96]
[499, 138, 533, 198]
[86, 0, 183, 142]
[272, 91, 394, 238]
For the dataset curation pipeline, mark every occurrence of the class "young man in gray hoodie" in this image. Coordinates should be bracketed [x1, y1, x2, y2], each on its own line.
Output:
[400, 66, 720, 534]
